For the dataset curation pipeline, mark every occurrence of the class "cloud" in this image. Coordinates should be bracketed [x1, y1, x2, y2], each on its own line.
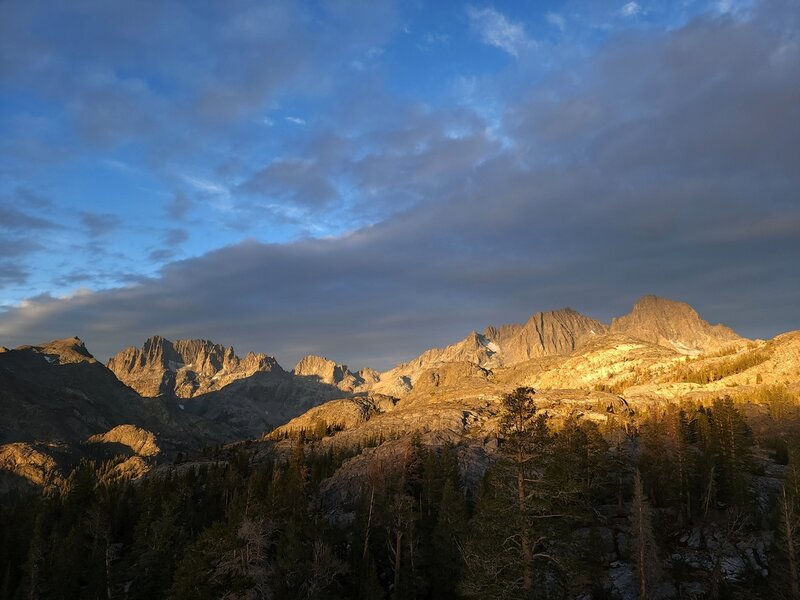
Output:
[467, 6, 533, 57]
[0, 227, 45, 289]
[182, 176, 230, 199]
[0, 0, 797, 368]
[417, 32, 451, 51]
[146, 228, 190, 264]
[163, 228, 189, 246]
[0, 262, 28, 286]
[619, 2, 641, 17]
[0, 187, 59, 231]
[242, 159, 338, 210]
[0, 237, 44, 259]
[546, 12, 566, 31]
[285, 116, 307, 125]
[0, 206, 59, 231]
[79, 212, 121, 237]
[167, 191, 193, 220]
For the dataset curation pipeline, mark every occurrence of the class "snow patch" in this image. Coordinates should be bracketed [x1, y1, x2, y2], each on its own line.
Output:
[669, 340, 701, 357]
[178, 403, 185, 410]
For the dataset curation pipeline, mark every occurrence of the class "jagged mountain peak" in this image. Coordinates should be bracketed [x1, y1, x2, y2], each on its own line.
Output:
[371, 306, 607, 397]
[293, 354, 362, 389]
[610, 295, 741, 354]
[108, 335, 285, 398]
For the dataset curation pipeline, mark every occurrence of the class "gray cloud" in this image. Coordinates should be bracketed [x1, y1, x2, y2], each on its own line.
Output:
[0, 206, 59, 231]
[0, 262, 28, 286]
[242, 159, 339, 210]
[0, 3, 798, 368]
[0, 0, 398, 154]
[167, 192, 193, 220]
[163, 228, 189, 246]
[0, 187, 59, 231]
[79, 212, 121, 237]
[0, 238, 45, 259]
[147, 228, 190, 263]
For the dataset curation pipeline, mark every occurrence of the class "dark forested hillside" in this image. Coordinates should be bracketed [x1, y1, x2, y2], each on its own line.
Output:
[2, 388, 799, 599]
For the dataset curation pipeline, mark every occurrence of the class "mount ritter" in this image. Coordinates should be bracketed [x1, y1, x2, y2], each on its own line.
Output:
[2, 295, 800, 598]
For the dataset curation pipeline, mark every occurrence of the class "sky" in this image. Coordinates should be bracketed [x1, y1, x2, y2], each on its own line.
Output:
[0, 0, 798, 370]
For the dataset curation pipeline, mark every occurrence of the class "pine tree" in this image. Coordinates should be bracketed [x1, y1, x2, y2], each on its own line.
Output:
[460, 387, 564, 599]
[430, 478, 468, 599]
[630, 470, 660, 600]
[774, 445, 800, 600]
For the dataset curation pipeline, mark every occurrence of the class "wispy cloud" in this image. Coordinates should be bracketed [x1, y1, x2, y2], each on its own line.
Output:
[182, 175, 230, 198]
[467, 6, 533, 57]
[285, 116, 307, 125]
[620, 2, 641, 17]
[167, 191, 193, 220]
[79, 212, 120, 237]
[0, 206, 59, 231]
[417, 32, 451, 51]
[546, 12, 566, 32]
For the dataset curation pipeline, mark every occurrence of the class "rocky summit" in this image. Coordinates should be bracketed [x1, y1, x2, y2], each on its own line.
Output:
[108, 335, 283, 398]
[610, 295, 741, 355]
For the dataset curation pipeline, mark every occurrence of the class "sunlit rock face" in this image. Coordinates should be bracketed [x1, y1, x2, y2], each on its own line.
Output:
[370, 308, 607, 397]
[292, 354, 364, 391]
[0, 442, 63, 492]
[87, 424, 161, 457]
[107, 338, 369, 441]
[610, 295, 741, 355]
[108, 336, 284, 398]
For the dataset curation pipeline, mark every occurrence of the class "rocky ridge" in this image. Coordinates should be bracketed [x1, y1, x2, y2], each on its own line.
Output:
[108, 336, 283, 398]
[87, 424, 161, 457]
[2, 295, 782, 493]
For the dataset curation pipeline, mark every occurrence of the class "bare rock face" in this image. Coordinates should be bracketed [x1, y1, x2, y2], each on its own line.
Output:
[107, 337, 373, 441]
[0, 442, 63, 492]
[108, 336, 284, 398]
[610, 295, 741, 355]
[372, 308, 605, 396]
[410, 361, 491, 395]
[16, 336, 96, 365]
[292, 355, 363, 392]
[485, 307, 607, 364]
[87, 424, 160, 457]
[271, 394, 397, 438]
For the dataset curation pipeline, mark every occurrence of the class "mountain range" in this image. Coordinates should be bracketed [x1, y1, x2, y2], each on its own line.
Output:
[2, 294, 796, 492]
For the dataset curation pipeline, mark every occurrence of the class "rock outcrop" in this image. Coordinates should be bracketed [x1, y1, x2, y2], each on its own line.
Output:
[610, 295, 741, 354]
[108, 336, 284, 398]
[270, 394, 397, 438]
[292, 355, 363, 391]
[0, 442, 64, 492]
[371, 308, 606, 396]
[87, 424, 161, 457]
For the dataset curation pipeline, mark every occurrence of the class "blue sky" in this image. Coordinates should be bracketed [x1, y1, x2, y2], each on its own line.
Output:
[1, 0, 798, 368]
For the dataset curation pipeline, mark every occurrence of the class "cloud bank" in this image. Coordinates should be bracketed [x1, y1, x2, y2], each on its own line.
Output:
[0, 1, 798, 370]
